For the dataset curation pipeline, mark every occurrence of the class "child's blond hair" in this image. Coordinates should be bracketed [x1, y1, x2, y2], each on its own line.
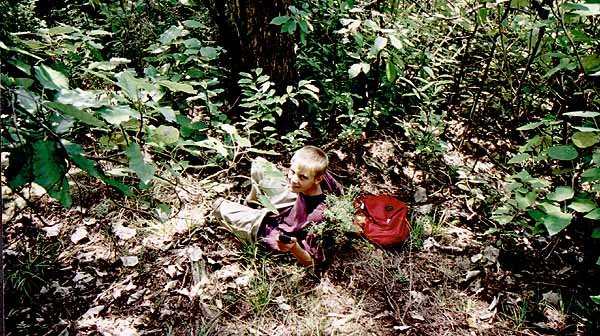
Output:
[290, 145, 329, 177]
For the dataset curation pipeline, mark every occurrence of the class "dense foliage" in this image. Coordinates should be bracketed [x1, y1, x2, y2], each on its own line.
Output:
[2, 0, 599, 333]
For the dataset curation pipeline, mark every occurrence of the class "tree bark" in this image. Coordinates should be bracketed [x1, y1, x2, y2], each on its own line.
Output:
[206, 0, 296, 86]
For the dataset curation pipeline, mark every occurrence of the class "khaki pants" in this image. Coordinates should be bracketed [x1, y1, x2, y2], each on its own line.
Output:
[211, 158, 296, 244]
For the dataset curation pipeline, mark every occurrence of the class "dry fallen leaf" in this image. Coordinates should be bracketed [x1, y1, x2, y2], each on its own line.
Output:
[71, 227, 88, 244]
[120, 256, 139, 267]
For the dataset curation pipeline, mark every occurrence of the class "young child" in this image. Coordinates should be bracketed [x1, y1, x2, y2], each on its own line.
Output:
[211, 145, 342, 266]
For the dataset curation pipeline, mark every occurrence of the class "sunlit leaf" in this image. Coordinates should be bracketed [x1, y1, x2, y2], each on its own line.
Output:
[508, 153, 530, 164]
[548, 145, 578, 160]
[370, 36, 387, 55]
[547, 186, 574, 202]
[159, 25, 184, 44]
[200, 47, 218, 59]
[591, 295, 600, 305]
[572, 132, 600, 148]
[15, 88, 40, 113]
[157, 80, 197, 94]
[46, 102, 106, 127]
[56, 89, 105, 109]
[157, 106, 177, 122]
[539, 203, 572, 236]
[517, 121, 543, 130]
[349, 63, 362, 78]
[34, 64, 69, 90]
[563, 111, 600, 118]
[150, 125, 179, 146]
[582, 168, 600, 182]
[568, 198, 597, 213]
[183, 19, 204, 28]
[126, 143, 156, 184]
[585, 208, 600, 220]
[388, 35, 402, 50]
[270, 15, 290, 25]
[515, 191, 536, 209]
[99, 105, 140, 125]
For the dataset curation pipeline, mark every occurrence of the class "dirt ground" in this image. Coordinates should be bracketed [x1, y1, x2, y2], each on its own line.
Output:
[3, 133, 599, 335]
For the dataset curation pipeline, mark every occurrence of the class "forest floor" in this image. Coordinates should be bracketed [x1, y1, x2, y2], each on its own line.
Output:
[3, 128, 600, 335]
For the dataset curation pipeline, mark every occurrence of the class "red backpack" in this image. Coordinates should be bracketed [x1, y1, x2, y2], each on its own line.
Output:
[354, 194, 410, 247]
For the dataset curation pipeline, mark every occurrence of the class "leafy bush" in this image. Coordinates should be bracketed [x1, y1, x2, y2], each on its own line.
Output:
[309, 185, 361, 249]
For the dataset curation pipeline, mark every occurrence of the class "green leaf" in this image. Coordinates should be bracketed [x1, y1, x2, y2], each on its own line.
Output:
[159, 25, 184, 45]
[386, 60, 397, 82]
[55, 89, 105, 109]
[568, 198, 597, 213]
[539, 203, 573, 236]
[149, 125, 179, 146]
[563, 111, 600, 118]
[591, 295, 600, 305]
[126, 143, 156, 184]
[508, 153, 530, 164]
[157, 106, 177, 122]
[517, 121, 543, 130]
[548, 145, 578, 160]
[181, 138, 228, 158]
[46, 102, 106, 127]
[547, 186, 574, 202]
[183, 38, 202, 49]
[183, 20, 205, 28]
[582, 55, 600, 74]
[15, 88, 40, 113]
[572, 132, 600, 148]
[516, 191, 536, 209]
[349, 63, 362, 79]
[258, 194, 279, 214]
[32, 140, 71, 207]
[585, 208, 600, 220]
[200, 47, 218, 59]
[99, 105, 140, 125]
[388, 35, 402, 50]
[34, 64, 69, 90]
[370, 36, 388, 55]
[5, 145, 34, 190]
[157, 80, 197, 94]
[582, 168, 600, 182]
[270, 15, 290, 25]
[572, 126, 600, 132]
[591, 227, 600, 238]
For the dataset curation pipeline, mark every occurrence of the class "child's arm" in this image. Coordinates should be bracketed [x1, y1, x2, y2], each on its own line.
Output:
[277, 235, 313, 266]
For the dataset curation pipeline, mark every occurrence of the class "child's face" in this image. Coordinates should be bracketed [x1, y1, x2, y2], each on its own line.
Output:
[287, 160, 323, 194]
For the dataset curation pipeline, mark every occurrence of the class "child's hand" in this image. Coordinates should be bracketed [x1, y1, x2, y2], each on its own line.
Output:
[276, 234, 297, 252]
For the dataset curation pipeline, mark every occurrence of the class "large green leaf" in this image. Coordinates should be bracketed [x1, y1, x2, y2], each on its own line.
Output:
[568, 198, 597, 212]
[349, 63, 362, 78]
[5, 145, 34, 190]
[159, 25, 184, 45]
[46, 102, 106, 127]
[15, 89, 40, 113]
[516, 191, 536, 209]
[99, 105, 140, 125]
[55, 89, 106, 109]
[548, 145, 578, 160]
[582, 168, 600, 182]
[370, 36, 388, 55]
[149, 125, 179, 146]
[200, 47, 218, 59]
[592, 295, 600, 305]
[547, 186, 574, 202]
[270, 15, 290, 25]
[156, 80, 197, 94]
[32, 140, 71, 207]
[126, 143, 156, 184]
[61, 140, 132, 196]
[540, 203, 573, 236]
[572, 132, 600, 148]
[585, 208, 600, 220]
[34, 64, 69, 90]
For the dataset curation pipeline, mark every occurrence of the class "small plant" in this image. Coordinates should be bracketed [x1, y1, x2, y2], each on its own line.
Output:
[309, 185, 361, 250]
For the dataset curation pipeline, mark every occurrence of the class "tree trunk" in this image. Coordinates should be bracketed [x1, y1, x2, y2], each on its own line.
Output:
[206, 0, 296, 86]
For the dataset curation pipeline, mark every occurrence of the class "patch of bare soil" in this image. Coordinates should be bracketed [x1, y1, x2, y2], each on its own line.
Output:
[3, 133, 599, 335]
